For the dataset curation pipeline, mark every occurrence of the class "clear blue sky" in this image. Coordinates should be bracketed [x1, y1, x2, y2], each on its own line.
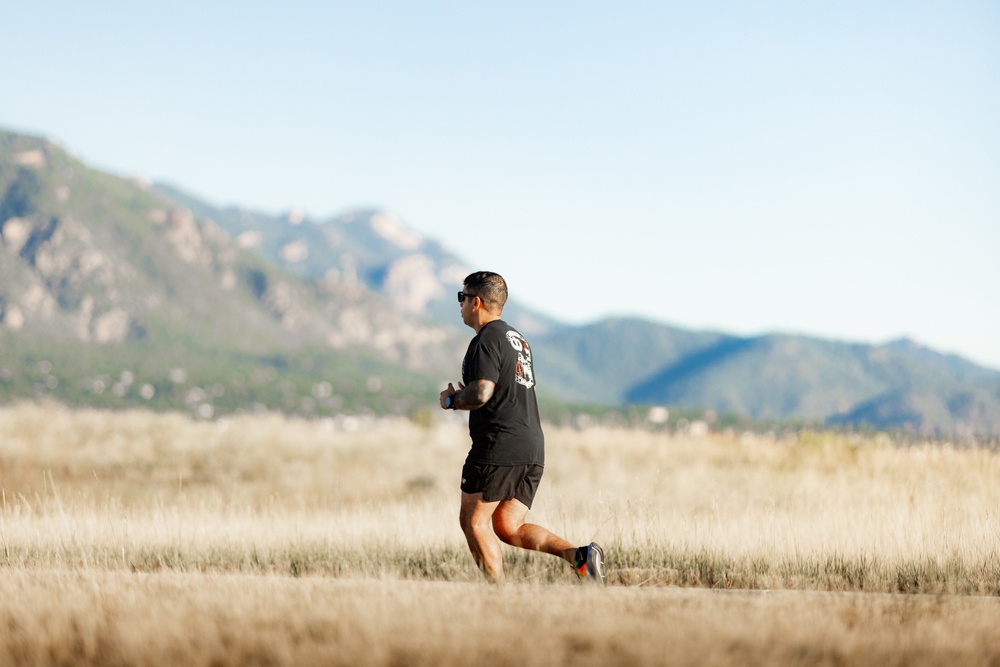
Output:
[3, 1, 999, 369]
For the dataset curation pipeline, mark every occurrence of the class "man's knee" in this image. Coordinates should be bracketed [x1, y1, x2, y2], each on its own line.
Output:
[459, 509, 476, 537]
[460, 494, 495, 536]
[459, 506, 476, 535]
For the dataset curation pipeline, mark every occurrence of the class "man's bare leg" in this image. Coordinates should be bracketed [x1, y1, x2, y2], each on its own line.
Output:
[459, 492, 505, 583]
[491, 498, 577, 564]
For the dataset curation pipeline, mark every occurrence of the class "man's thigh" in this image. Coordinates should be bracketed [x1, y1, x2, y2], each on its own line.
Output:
[492, 497, 529, 533]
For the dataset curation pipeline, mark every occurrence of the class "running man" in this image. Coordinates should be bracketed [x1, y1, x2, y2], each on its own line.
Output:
[439, 271, 605, 584]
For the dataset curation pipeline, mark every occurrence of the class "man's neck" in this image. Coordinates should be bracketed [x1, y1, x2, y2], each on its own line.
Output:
[474, 313, 502, 333]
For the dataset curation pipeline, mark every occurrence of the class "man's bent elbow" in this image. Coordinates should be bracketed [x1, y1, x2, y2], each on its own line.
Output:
[470, 380, 495, 408]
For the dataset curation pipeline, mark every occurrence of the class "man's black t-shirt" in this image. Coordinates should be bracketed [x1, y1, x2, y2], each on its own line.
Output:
[461, 319, 544, 467]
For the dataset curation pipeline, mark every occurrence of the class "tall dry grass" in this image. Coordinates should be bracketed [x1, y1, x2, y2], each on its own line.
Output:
[2, 402, 999, 665]
[3, 571, 999, 667]
[2, 403, 997, 592]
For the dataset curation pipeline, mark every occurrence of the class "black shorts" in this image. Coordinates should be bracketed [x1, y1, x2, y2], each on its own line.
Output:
[460, 463, 544, 508]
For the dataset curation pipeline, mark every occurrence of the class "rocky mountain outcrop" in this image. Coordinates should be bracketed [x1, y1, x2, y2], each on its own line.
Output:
[0, 130, 462, 418]
[151, 184, 555, 338]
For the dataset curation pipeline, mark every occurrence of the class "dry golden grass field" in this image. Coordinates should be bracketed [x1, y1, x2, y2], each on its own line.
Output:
[1, 402, 999, 666]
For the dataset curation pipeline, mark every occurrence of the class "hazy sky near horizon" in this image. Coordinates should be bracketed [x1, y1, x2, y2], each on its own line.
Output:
[3, 2, 999, 369]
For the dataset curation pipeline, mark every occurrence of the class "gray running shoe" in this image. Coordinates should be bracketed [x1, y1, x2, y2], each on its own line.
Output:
[574, 542, 607, 584]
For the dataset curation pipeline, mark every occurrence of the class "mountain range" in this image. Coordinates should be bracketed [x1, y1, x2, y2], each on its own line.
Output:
[2, 128, 999, 437]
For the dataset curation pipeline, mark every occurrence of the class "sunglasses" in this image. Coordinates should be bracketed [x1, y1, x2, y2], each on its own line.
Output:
[457, 291, 479, 303]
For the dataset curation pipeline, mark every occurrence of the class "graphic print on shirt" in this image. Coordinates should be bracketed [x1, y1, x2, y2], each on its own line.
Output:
[506, 329, 535, 389]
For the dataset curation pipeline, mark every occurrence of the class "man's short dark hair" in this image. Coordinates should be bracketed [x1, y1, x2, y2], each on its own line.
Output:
[464, 271, 508, 313]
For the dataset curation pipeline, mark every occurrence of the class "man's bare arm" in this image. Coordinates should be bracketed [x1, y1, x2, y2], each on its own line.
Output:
[440, 379, 495, 410]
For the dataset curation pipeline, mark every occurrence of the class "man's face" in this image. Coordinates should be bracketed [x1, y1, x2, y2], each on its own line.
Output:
[460, 286, 478, 328]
